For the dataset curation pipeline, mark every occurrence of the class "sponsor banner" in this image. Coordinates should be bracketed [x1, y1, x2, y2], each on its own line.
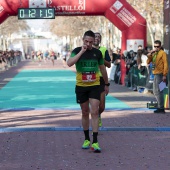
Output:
[116, 7, 136, 27]
[29, 0, 47, 8]
[0, 5, 4, 13]
[110, 0, 123, 13]
[47, 0, 86, 15]
[127, 39, 144, 52]
[0, 3, 8, 26]
[110, 0, 136, 27]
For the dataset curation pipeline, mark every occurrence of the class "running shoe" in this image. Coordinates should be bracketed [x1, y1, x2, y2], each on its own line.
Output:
[99, 117, 102, 127]
[82, 140, 90, 149]
[91, 142, 101, 152]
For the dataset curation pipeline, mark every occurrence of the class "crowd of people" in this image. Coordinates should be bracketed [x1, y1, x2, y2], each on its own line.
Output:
[105, 40, 168, 114]
[28, 49, 71, 67]
[107, 45, 158, 93]
[106, 42, 168, 118]
[0, 49, 23, 72]
[0, 48, 72, 72]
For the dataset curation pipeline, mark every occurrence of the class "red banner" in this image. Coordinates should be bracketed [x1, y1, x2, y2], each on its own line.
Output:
[0, 0, 147, 85]
[0, 0, 146, 49]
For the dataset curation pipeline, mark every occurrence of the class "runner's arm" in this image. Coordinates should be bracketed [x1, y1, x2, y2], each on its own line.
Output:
[104, 60, 111, 68]
[104, 50, 111, 68]
[67, 46, 86, 67]
[99, 64, 109, 95]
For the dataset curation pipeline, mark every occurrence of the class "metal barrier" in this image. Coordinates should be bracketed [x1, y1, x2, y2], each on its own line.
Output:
[127, 65, 149, 90]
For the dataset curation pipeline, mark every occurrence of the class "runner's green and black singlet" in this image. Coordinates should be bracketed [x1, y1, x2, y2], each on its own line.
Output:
[71, 47, 104, 86]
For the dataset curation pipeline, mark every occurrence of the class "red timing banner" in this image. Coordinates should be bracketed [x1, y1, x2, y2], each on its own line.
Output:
[0, 0, 147, 85]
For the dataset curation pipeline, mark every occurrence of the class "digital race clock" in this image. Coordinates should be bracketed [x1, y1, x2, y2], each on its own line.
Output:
[18, 8, 55, 19]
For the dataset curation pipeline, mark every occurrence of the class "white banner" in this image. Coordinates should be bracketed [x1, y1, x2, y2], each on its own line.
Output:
[127, 39, 144, 52]
[29, 0, 47, 8]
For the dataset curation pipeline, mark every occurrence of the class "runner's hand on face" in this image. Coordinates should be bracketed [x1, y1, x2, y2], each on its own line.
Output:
[81, 45, 87, 53]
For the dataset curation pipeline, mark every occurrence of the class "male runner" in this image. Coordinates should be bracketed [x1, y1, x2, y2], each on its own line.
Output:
[67, 30, 109, 152]
[93, 32, 111, 127]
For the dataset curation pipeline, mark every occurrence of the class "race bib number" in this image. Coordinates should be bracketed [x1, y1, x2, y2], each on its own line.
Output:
[82, 71, 96, 82]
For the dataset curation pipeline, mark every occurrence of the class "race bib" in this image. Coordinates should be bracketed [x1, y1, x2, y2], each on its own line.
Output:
[82, 71, 96, 82]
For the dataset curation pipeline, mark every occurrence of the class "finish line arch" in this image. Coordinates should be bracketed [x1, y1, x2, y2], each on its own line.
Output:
[0, 0, 146, 84]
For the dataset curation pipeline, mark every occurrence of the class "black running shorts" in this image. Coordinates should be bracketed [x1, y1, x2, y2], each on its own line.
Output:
[75, 85, 100, 104]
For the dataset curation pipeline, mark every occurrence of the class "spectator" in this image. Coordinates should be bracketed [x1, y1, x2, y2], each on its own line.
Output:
[137, 49, 148, 76]
[147, 40, 168, 113]
[62, 50, 67, 67]
[138, 45, 143, 50]
[107, 48, 121, 81]
[115, 50, 127, 84]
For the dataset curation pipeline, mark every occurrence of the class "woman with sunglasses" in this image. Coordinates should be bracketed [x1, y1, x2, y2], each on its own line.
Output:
[147, 40, 168, 113]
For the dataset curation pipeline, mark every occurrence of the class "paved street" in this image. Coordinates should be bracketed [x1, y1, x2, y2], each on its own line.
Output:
[0, 59, 169, 170]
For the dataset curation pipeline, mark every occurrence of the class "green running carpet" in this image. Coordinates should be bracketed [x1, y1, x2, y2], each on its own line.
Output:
[0, 70, 130, 110]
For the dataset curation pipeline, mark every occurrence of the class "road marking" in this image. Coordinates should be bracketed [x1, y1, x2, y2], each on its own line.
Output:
[0, 107, 152, 112]
[0, 127, 170, 133]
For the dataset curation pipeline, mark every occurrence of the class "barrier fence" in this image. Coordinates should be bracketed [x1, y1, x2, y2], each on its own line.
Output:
[126, 65, 149, 91]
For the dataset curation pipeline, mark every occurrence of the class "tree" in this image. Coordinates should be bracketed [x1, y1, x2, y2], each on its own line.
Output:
[49, 16, 102, 49]
[49, 16, 100, 37]
[0, 16, 30, 50]
[127, 0, 164, 47]
[49, 0, 164, 49]
[0, 16, 30, 36]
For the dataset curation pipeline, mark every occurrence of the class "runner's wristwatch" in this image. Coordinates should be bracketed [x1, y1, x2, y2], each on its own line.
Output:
[105, 83, 110, 86]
